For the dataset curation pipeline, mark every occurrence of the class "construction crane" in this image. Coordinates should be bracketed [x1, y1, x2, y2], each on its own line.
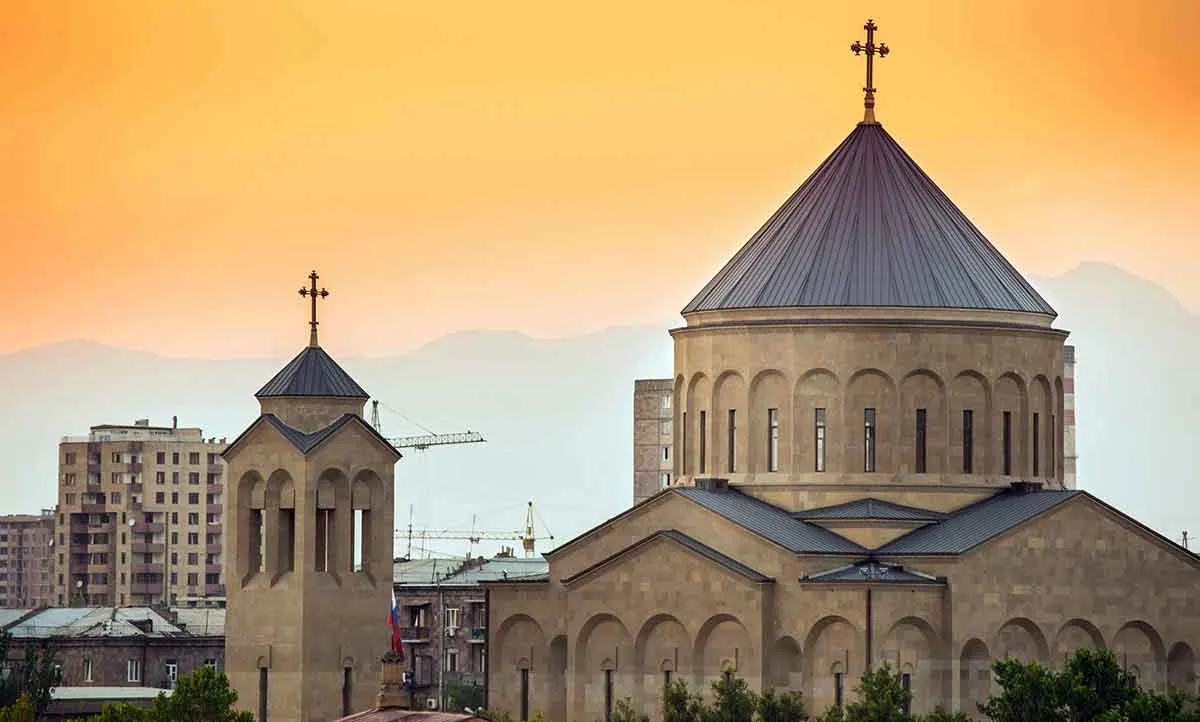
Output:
[397, 501, 555, 559]
[370, 400, 486, 450]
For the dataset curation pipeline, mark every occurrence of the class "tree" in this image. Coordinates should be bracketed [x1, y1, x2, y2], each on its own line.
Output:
[703, 670, 757, 722]
[841, 663, 912, 722]
[978, 658, 1063, 722]
[445, 680, 486, 712]
[78, 665, 253, 722]
[613, 697, 651, 722]
[0, 632, 61, 718]
[918, 706, 970, 722]
[758, 687, 809, 722]
[663, 679, 705, 722]
[0, 694, 34, 722]
[1056, 648, 1138, 722]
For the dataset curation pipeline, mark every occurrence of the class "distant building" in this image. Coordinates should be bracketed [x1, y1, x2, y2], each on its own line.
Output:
[55, 419, 228, 608]
[0, 510, 56, 608]
[0, 606, 224, 720]
[394, 552, 549, 712]
[633, 345, 1079, 504]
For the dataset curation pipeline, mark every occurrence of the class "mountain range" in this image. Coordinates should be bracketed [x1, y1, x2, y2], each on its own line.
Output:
[2, 262, 1196, 553]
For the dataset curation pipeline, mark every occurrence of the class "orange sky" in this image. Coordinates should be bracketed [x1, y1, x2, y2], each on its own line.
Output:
[0, 0, 1196, 357]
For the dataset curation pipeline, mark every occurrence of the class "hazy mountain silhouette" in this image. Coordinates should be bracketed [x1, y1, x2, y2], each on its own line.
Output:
[1, 262, 1195, 550]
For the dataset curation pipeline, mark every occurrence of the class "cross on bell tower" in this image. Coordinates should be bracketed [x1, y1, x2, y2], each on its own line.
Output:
[299, 270, 329, 348]
[851, 18, 890, 125]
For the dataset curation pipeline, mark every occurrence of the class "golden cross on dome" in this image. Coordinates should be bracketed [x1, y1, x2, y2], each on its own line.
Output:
[851, 18, 890, 124]
[299, 270, 329, 347]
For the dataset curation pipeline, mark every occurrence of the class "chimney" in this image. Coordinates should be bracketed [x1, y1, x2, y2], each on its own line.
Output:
[172, 416, 178, 429]
[375, 651, 407, 709]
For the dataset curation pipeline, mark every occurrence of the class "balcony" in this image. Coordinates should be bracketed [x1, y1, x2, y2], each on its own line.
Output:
[205, 583, 225, 596]
[128, 462, 144, 474]
[131, 563, 161, 574]
[468, 627, 487, 643]
[208, 504, 223, 515]
[129, 483, 144, 494]
[130, 522, 164, 534]
[206, 544, 223, 554]
[399, 627, 431, 643]
[80, 504, 108, 515]
[131, 543, 166, 555]
[130, 582, 163, 595]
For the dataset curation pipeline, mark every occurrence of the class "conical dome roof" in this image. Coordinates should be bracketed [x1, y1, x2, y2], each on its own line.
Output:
[683, 123, 1055, 316]
[255, 345, 368, 399]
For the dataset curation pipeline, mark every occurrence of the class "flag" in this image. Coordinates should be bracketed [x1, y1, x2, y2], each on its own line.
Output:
[388, 588, 405, 661]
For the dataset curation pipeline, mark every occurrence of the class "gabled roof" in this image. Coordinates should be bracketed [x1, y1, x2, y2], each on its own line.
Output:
[674, 487, 866, 555]
[795, 497, 947, 522]
[561, 529, 772, 585]
[877, 488, 1079, 555]
[801, 560, 943, 585]
[682, 123, 1056, 316]
[222, 413, 400, 461]
[256, 346, 368, 398]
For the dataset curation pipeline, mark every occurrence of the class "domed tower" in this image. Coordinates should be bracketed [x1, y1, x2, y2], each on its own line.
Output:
[673, 23, 1068, 513]
[223, 272, 400, 722]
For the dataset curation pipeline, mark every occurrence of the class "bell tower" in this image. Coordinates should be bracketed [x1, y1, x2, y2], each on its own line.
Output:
[223, 271, 400, 722]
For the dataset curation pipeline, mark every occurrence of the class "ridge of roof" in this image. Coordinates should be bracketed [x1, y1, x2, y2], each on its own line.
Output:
[256, 346, 369, 399]
[795, 497, 948, 522]
[877, 487, 1079, 555]
[560, 529, 772, 585]
[683, 123, 1055, 316]
[223, 413, 400, 460]
[673, 487, 866, 555]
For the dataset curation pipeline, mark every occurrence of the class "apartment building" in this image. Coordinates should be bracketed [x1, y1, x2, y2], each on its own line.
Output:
[632, 345, 1079, 504]
[0, 511, 56, 608]
[55, 419, 228, 608]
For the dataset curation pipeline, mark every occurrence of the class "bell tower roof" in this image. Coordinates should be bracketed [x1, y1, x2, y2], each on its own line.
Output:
[255, 345, 368, 399]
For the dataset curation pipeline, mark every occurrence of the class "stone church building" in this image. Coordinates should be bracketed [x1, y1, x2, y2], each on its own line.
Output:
[485, 43, 1200, 721]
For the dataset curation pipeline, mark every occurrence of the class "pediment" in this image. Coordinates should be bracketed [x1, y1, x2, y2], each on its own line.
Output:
[561, 529, 772, 588]
[222, 413, 400, 462]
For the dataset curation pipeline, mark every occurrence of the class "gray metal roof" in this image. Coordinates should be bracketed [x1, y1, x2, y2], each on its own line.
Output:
[393, 556, 549, 587]
[795, 497, 947, 522]
[802, 560, 942, 584]
[683, 123, 1056, 316]
[224, 413, 399, 460]
[674, 487, 865, 555]
[0, 609, 31, 629]
[561, 529, 772, 585]
[4, 607, 196, 639]
[256, 346, 368, 398]
[878, 488, 1079, 555]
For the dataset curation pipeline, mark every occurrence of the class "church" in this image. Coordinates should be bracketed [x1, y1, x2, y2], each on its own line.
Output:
[484, 21, 1200, 721]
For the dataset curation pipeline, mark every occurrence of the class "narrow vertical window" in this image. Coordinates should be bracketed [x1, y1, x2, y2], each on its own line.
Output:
[520, 669, 530, 721]
[698, 411, 707, 474]
[1050, 413, 1056, 480]
[279, 509, 295, 573]
[915, 408, 927, 473]
[352, 509, 365, 572]
[727, 409, 737, 473]
[83, 656, 92, 682]
[315, 509, 332, 572]
[249, 509, 264, 574]
[1002, 411, 1012, 475]
[767, 408, 780, 472]
[1032, 413, 1040, 476]
[664, 670, 672, 689]
[835, 671, 845, 708]
[864, 408, 877, 472]
[342, 667, 352, 716]
[259, 667, 268, 722]
[604, 669, 614, 722]
[814, 408, 826, 472]
[962, 410, 974, 474]
[681, 412, 688, 475]
[901, 673, 912, 715]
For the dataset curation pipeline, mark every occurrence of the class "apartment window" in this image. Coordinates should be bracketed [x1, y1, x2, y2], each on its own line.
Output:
[207, 473, 220, 484]
[446, 607, 461, 630]
[65, 452, 76, 465]
[659, 472, 671, 489]
[170, 552, 178, 565]
[915, 408, 927, 473]
[188, 472, 200, 485]
[171, 472, 179, 485]
[206, 493, 219, 505]
[186, 533, 198, 545]
[187, 513, 199, 525]
[171, 453, 179, 465]
[155, 452, 165, 464]
[186, 573, 198, 586]
[188, 493, 199, 504]
[166, 660, 178, 688]
[64, 473, 77, 486]
[83, 656, 92, 683]
[698, 411, 707, 474]
[187, 553, 198, 565]
[206, 513, 218, 525]
[962, 410, 974, 473]
[446, 648, 458, 673]
[1032, 413, 1040, 476]
[207, 453, 218, 465]
[206, 553, 219, 565]
[661, 395, 671, 410]
[170, 532, 179, 545]
[660, 419, 672, 436]
[111, 492, 121, 503]
[864, 408, 877, 472]
[110, 472, 120, 484]
[815, 408, 827, 472]
[171, 511, 178, 523]
[155, 492, 165, 504]
[726, 409, 737, 473]
[206, 573, 219, 585]
[170, 571, 178, 585]
[127, 659, 141, 683]
[188, 452, 200, 465]
[65, 494, 76, 505]
[155, 472, 165, 485]
[767, 408, 780, 473]
[1002, 411, 1012, 475]
[112, 452, 122, 463]
[835, 671, 845, 708]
